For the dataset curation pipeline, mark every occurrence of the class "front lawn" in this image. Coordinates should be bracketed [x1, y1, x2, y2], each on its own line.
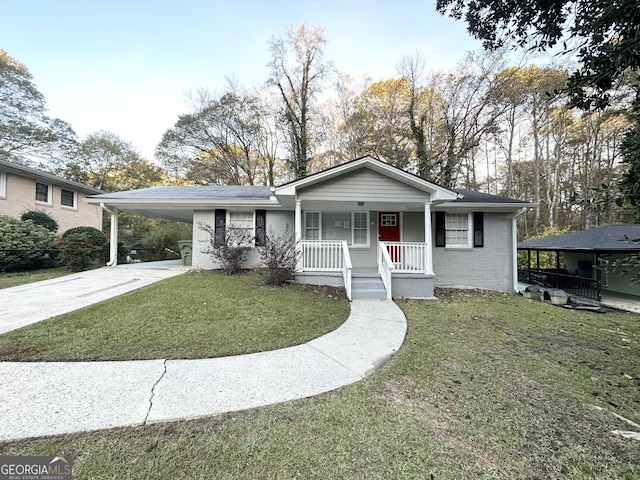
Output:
[1, 290, 638, 478]
[0, 271, 349, 361]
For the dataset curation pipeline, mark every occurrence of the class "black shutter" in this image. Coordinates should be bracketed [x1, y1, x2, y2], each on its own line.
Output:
[214, 209, 226, 247]
[435, 211, 446, 247]
[255, 210, 267, 246]
[473, 212, 484, 248]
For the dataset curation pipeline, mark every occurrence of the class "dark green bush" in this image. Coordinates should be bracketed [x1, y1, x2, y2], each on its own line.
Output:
[59, 226, 108, 271]
[21, 210, 59, 232]
[0, 215, 57, 272]
[139, 232, 181, 261]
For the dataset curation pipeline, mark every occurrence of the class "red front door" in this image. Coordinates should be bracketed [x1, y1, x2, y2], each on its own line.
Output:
[378, 212, 400, 261]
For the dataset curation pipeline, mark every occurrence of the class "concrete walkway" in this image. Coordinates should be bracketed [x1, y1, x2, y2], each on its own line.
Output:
[0, 264, 407, 442]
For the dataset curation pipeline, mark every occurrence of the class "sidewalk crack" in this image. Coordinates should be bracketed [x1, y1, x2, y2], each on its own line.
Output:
[144, 359, 167, 424]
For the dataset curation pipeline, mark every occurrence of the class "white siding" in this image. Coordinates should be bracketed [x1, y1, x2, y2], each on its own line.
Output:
[192, 210, 294, 270]
[298, 168, 430, 203]
[402, 212, 425, 242]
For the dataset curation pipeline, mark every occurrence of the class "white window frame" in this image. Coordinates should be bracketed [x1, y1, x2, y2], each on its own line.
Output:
[227, 211, 255, 245]
[352, 211, 370, 247]
[0, 171, 6, 198]
[304, 211, 321, 240]
[60, 188, 77, 209]
[380, 213, 397, 227]
[445, 212, 472, 248]
[35, 182, 52, 205]
[304, 211, 370, 247]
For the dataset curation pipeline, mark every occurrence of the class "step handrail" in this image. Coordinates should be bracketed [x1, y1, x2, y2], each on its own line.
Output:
[378, 242, 393, 300]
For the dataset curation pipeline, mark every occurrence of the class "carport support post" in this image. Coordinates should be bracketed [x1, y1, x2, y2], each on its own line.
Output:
[101, 203, 119, 266]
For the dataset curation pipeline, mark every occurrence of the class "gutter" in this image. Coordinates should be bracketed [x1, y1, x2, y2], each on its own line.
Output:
[511, 207, 529, 293]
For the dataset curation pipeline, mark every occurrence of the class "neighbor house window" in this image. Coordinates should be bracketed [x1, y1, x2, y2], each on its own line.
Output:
[0, 171, 6, 197]
[35, 182, 51, 204]
[61, 188, 76, 208]
[305, 212, 320, 240]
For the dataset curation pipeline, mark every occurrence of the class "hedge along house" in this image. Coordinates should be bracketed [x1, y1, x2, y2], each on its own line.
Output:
[88, 156, 534, 299]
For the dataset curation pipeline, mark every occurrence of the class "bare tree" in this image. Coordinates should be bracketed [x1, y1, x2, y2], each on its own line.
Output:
[268, 23, 332, 179]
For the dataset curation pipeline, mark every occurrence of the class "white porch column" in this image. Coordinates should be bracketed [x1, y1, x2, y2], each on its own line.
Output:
[295, 199, 302, 270]
[424, 202, 434, 275]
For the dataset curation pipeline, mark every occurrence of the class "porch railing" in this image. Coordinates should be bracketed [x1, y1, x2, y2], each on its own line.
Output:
[383, 242, 427, 272]
[378, 242, 393, 300]
[518, 268, 602, 302]
[300, 240, 352, 300]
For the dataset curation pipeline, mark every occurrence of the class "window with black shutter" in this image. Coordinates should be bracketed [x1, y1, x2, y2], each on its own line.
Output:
[255, 210, 266, 246]
[473, 212, 484, 248]
[214, 209, 226, 247]
[435, 211, 446, 247]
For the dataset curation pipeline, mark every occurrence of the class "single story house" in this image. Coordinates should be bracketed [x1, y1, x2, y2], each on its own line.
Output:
[518, 224, 640, 301]
[0, 158, 104, 233]
[88, 156, 534, 299]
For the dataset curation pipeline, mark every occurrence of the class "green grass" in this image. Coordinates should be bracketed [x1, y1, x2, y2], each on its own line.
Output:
[1, 290, 638, 479]
[0, 267, 71, 289]
[0, 271, 349, 361]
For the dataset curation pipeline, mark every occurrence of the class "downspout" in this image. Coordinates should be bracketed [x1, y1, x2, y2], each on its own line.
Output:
[512, 207, 528, 293]
[100, 203, 118, 266]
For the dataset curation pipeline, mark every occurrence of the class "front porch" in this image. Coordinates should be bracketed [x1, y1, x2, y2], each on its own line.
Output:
[296, 240, 434, 300]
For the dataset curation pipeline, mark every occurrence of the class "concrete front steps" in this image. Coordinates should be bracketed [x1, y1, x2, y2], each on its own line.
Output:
[351, 272, 387, 300]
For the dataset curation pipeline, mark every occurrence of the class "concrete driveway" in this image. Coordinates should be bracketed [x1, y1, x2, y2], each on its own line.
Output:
[0, 261, 189, 334]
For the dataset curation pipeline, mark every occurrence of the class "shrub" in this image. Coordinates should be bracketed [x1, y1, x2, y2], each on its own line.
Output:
[0, 214, 57, 272]
[139, 231, 181, 261]
[259, 226, 298, 285]
[21, 210, 58, 232]
[200, 223, 252, 274]
[59, 226, 108, 272]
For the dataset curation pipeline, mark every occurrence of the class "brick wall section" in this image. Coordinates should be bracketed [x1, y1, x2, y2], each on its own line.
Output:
[0, 173, 103, 233]
[192, 210, 294, 270]
[432, 213, 515, 292]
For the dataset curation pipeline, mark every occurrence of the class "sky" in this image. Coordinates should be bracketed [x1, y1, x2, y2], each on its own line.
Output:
[2, 0, 483, 159]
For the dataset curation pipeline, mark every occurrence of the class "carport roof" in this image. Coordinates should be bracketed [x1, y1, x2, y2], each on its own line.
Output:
[91, 185, 274, 200]
[518, 225, 640, 252]
[87, 185, 278, 223]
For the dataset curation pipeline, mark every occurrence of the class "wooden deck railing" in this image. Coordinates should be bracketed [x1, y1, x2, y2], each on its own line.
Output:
[518, 268, 602, 302]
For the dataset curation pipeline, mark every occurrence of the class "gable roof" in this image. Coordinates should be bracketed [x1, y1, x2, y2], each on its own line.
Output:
[275, 156, 459, 202]
[0, 159, 104, 195]
[518, 225, 640, 252]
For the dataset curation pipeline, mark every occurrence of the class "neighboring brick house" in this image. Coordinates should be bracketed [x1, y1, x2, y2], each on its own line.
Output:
[89, 156, 534, 299]
[0, 159, 103, 234]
